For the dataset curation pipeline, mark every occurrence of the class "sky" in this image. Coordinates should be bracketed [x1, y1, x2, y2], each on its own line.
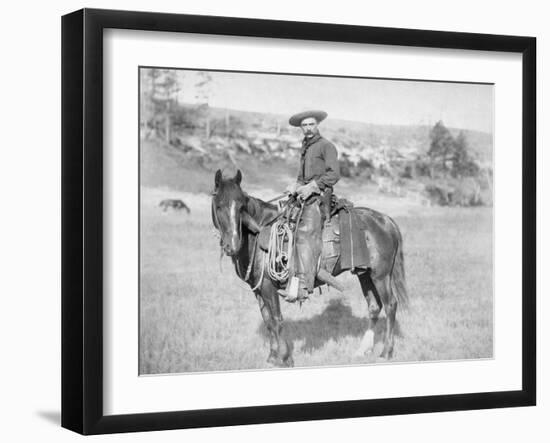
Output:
[177, 69, 494, 134]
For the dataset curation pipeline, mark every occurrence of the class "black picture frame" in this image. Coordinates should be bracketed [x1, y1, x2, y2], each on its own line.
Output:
[61, 8, 536, 435]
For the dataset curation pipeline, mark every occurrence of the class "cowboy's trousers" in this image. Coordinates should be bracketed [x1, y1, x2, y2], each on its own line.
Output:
[294, 200, 323, 292]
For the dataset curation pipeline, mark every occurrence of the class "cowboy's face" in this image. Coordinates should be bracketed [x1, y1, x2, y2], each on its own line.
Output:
[300, 117, 319, 139]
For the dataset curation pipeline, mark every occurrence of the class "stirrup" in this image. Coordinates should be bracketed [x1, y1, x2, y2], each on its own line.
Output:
[277, 287, 309, 303]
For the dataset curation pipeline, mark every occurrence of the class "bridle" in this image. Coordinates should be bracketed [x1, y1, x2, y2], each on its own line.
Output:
[211, 192, 243, 242]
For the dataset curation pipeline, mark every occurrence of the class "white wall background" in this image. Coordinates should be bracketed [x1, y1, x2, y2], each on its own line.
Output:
[0, 1, 545, 441]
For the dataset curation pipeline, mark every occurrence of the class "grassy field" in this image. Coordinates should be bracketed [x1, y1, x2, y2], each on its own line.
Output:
[139, 186, 493, 374]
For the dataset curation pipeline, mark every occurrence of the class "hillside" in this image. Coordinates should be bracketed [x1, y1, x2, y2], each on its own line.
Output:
[204, 106, 493, 163]
[141, 104, 493, 206]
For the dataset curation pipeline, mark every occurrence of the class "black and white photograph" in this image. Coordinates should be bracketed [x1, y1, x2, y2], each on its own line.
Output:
[2, 0, 544, 440]
[139, 68, 494, 374]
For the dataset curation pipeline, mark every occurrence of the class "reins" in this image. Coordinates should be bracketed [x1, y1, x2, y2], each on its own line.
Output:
[212, 193, 303, 292]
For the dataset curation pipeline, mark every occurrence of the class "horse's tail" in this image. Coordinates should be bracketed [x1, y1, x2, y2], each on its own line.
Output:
[391, 226, 409, 310]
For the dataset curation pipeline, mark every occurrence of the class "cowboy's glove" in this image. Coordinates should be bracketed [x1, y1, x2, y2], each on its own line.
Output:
[285, 181, 300, 196]
[297, 181, 321, 200]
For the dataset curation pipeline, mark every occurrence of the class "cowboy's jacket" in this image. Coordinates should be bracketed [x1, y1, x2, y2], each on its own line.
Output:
[297, 132, 340, 191]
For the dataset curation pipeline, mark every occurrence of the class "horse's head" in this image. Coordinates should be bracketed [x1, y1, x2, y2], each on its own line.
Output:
[211, 169, 260, 256]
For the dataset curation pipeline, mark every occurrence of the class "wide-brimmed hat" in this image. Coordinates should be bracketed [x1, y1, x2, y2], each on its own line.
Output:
[289, 110, 328, 127]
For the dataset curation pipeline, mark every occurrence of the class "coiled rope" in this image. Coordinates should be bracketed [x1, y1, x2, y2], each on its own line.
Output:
[216, 198, 304, 292]
[264, 201, 304, 285]
[266, 219, 295, 282]
[249, 199, 304, 291]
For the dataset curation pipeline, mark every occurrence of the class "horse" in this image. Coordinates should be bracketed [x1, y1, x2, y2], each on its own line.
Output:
[159, 199, 191, 213]
[211, 169, 408, 367]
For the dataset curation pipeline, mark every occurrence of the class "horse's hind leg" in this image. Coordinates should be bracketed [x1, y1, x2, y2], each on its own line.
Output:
[354, 272, 382, 357]
[375, 276, 397, 360]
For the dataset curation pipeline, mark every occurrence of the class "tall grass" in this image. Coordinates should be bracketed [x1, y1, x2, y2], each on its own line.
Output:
[139, 187, 492, 374]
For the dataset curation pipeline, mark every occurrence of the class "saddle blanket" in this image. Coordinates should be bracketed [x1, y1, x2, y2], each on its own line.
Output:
[337, 209, 370, 272]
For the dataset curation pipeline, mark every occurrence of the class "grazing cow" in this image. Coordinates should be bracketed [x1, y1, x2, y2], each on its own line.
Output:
[159, 199, 191, 213]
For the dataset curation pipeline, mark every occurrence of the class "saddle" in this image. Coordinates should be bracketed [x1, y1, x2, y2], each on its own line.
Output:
[257, 195, 370, 276]
[321, 197, 370, 275]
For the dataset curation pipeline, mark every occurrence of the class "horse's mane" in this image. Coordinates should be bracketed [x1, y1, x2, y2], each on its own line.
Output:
[214, 174, 279, 227]
[245, 194, 278, 225]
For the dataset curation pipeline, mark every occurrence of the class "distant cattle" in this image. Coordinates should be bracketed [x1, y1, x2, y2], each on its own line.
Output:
[159, 199, 191, 213]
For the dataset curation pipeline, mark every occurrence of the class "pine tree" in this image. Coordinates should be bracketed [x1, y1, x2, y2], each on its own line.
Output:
[428, 121, 455, 177]
[140, 68, 163, 138]
[452, 131, 469, 177]
[154, 70, 180, 143]
[194, 71, 213, 138]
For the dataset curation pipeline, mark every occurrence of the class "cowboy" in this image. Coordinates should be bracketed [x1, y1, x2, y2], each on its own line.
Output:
[278, 110, 340, 302]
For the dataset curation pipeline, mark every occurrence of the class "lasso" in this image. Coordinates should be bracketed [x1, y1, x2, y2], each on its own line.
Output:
[250, 200, 303, 291]
[266, 219, 295, 282]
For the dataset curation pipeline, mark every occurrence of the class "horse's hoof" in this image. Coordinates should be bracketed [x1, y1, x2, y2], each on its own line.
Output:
[377, 350, 393, 362]
[354, 349, 373, 358]
[355, 330, 374, 357]
[268, 355, 292, 368]
[354, 347, 374, 358]
[267, 354, 294, 368]
[267, 355, 280, 366]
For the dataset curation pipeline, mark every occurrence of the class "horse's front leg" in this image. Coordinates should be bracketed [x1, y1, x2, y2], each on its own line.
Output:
[256, 287, 293, 368]
[256, 293, 278, 364]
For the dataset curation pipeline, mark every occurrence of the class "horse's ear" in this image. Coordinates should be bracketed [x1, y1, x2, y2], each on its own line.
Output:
[214, 169, 222, 189]
[234, 170, 242, 186]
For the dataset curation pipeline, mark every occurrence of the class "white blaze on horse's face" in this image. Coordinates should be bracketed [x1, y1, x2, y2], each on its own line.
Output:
[213, 170, 245, 257]
[225, 200, 242, 256]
